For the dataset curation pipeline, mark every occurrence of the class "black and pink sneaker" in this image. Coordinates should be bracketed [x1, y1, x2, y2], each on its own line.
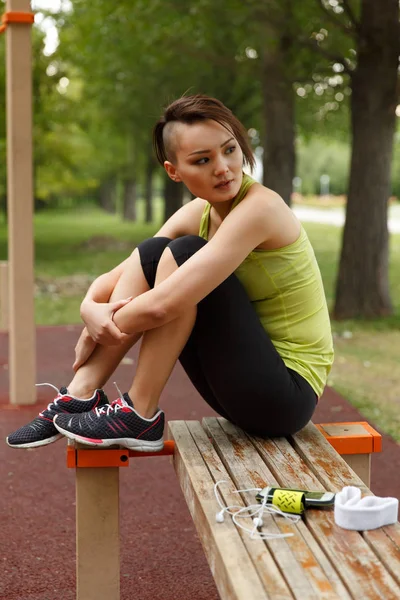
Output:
[53, 393, 165, 452]
[6, 385, 109, 449]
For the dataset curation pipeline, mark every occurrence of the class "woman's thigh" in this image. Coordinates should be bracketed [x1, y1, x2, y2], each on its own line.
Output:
[167, 236, 317, 437]
[138, 235, 317, 437]
[137, 236, 173, 286]
[182, 278, 316, 435]
[137, 235, 224, 413]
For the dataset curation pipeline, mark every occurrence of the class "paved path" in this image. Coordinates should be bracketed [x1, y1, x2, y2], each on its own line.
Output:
[292, 204, 400, 233]
[1, 326, 399, 600]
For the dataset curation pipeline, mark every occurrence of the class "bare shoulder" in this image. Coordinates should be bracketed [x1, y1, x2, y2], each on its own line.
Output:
[234, 182, 301, 249]
[245, 181, 286, 208]
[155, 197, 207, 239]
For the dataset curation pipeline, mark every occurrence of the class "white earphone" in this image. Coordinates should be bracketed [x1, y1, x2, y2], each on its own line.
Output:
[214, 480, 300, 540]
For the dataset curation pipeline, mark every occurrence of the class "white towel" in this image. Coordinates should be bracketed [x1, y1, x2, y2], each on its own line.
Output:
[334, 486, 398, 531]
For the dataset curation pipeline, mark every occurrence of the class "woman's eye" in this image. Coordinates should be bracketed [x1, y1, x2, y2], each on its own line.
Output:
[196, 157, 209, 165]
[226, 146, 236, 154]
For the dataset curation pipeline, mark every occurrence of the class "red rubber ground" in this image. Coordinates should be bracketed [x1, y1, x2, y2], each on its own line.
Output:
[1, 326, 399, 600]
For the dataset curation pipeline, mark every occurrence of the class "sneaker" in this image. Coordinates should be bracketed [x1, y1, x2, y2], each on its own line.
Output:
[53, 393, 165, 452]
[6, 385, 109, 449]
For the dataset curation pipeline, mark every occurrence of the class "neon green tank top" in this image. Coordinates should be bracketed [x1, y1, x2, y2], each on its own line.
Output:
[199, 174, 334, 397]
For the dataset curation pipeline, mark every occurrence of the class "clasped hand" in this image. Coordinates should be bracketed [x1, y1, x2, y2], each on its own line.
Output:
[80, 297, 133, 345]
[73, 297, 133, 372]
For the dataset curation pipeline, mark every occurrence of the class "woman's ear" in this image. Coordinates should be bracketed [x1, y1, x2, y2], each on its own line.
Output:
[164, 161, 182, 183]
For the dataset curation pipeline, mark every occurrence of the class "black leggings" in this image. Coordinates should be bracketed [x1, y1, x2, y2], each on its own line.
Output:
[137, 235, 317, 438]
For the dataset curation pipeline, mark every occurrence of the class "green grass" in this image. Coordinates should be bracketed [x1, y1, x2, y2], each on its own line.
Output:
[0, 202, 399, 440]
[303, 221, 400, 322]
[0, 202, 161, 323]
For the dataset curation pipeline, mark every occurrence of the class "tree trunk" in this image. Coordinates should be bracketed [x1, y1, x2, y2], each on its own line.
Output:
[34, 197, 47, 211]
[163, 175, 184, 223]
[261, 43, 295, 207]
[0, 195, 7, 222]
[99, 178, 117, 213]
[145, 156, 155, 223]
[122, 178, 137, 221]
[334, 0, 399, 319]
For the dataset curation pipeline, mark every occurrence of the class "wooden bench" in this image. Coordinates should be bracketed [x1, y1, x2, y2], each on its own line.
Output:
[169, 418, 400, 600]
[66, 419, 399, 600]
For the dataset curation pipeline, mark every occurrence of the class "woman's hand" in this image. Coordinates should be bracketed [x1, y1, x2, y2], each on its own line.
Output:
[73, 328, 97, 372]
[80, 297, 133, 345]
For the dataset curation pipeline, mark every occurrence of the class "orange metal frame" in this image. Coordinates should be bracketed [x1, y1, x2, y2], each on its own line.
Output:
[67, 440, 176, 468]
[0, 11, 35, 34]
[315, 421, 382, 455]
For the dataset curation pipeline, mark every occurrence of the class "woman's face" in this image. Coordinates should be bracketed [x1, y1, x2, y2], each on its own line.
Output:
[164, 119, 244, 202]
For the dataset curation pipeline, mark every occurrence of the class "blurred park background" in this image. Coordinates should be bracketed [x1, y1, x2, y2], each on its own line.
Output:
[1, 0, 399, 439]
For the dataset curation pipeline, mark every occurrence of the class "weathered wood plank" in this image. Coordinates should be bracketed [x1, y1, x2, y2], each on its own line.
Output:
[186, 420, 293, 600]
[291, 422, 400, 599]
[248, 434, 356, 596]
[292, 423, 400, 586]
[168, 421, 270, 600]
[203, 417, 350, 600]
[363, 528, 400, 587]
[292, 422, 370, 493]
[250, 428, 399, 599]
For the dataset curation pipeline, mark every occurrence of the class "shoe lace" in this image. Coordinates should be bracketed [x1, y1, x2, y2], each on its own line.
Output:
[95, 400, 127, 417]
[94, 381, 129, 417]
[35, 382, 66, 416]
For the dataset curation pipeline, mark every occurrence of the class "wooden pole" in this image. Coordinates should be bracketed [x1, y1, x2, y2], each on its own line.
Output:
[0, 261, 9, 330]
[5, 0, 36, 404]
[76, 445, 120, 600]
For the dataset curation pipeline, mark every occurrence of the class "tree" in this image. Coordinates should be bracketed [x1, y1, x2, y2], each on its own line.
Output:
[316, 0, 400, 318]
[55, 0, 264, 220]
[188, 0, 348, 205]
[51, 0, 355, 219]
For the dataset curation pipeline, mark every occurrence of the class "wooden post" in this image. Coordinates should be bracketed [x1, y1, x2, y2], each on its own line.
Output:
[315, 422, 382, 489]
[67, 442, 173, 599]
[341, 453, 371, 488]
[75, 445, 120, 600]
[5, 0, 36, 404]
[0, 261, 9, 330]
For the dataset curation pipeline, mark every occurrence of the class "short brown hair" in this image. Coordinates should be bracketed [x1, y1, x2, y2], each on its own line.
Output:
[153, 94, 255, 171]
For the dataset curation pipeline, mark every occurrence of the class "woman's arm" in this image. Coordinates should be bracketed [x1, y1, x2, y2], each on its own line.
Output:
[83, 196, 205, 307]
[79, 196, 206, 344]
[113, 189, 293, 334]
[83, 258, 130, 304]
[154, 197, 206, 239]
[79, 258, 133, 345]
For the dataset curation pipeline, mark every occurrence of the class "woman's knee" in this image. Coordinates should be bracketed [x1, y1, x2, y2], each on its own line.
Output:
[136, 237, 172, 288]
[137, 236, 172, 262]
[167, 235, 207, 267]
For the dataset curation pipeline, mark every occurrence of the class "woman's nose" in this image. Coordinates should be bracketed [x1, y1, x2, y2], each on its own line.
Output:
[214, 158, 229, 176]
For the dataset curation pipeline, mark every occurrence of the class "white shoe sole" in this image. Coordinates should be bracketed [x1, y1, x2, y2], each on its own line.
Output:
[6, 433, 63, 449]
[54, 421, 164, 452]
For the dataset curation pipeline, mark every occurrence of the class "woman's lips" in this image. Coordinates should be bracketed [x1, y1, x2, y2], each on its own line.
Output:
[215, 179, 234, 189]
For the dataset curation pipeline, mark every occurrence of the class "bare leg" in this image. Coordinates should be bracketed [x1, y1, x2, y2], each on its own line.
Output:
[67, 249, 148, 398]
[129, 248, 196, 418]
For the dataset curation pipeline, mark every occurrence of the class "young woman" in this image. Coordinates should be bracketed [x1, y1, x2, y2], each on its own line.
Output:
[6, 95, 333, 450]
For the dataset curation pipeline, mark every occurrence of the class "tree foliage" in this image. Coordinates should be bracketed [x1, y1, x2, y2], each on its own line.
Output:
[2, 0, 398, 318]
[1, 0, 357, 210]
